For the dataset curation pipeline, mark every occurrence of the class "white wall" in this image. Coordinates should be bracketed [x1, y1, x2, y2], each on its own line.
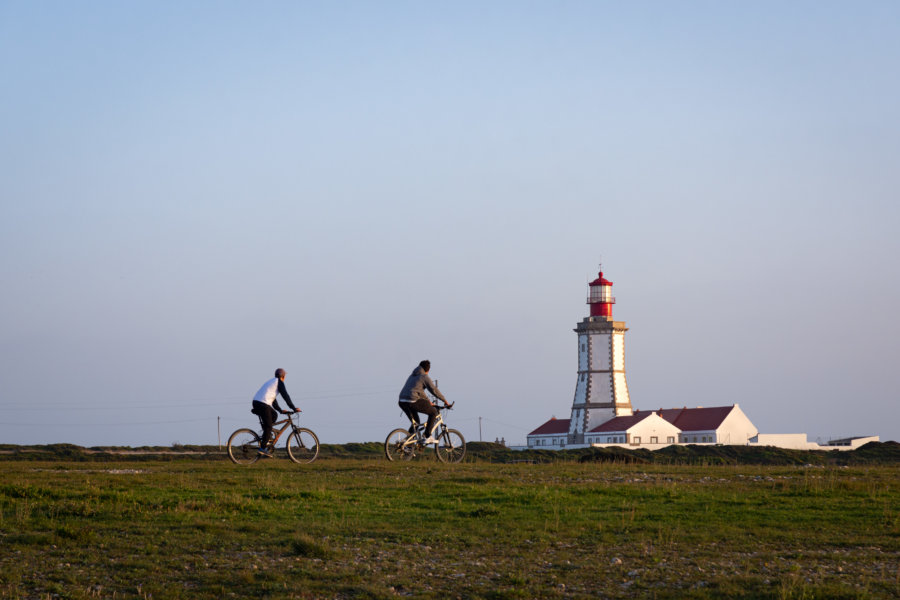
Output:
[750, 433, 815, 449]
[611, 331, 625, 371]
[589, 332, 611, 371]
[715, 404, 758, 445]
[612, 371, 632, 415]
[527, 434, 568, 449]
[749, 434, 880, 451]
[628, 414, 679, 444]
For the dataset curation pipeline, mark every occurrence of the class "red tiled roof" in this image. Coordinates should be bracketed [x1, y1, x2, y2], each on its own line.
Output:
[528, 405, 738, 438]
[590, 412, 653, 433]
[528, 418, 571, 436]
[657, 406, 735, 431]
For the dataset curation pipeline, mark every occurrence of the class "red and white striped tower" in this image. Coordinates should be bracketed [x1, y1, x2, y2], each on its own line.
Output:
[568, 265, 633, 444]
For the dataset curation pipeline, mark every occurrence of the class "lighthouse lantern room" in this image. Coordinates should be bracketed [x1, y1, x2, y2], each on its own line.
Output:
[588, 272, 615, 318]
[568, 265, 633, 444]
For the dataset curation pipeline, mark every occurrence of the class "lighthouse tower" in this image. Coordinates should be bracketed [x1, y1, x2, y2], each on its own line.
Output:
[568, 265, 633, 444]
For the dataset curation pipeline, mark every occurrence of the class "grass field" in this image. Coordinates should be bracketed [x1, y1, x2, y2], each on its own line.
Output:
[1, 456, 897, 599]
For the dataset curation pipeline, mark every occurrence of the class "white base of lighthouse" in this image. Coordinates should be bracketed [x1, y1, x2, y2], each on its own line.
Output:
[568, 316, 633, 444]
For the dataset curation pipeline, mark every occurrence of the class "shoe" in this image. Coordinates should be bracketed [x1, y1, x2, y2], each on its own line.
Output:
[423, 436, 437, 445]
[257, 448, 273, 458]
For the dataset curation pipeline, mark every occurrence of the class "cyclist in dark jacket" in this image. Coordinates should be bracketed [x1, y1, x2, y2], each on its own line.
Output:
[398, 360, 447, 444]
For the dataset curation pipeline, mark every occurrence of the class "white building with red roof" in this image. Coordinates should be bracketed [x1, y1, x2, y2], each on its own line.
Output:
[586, 410, 681, 448]
[583, 404, 757, 448]
[527, 417, 571, 449]
[528, 405, 756, 450]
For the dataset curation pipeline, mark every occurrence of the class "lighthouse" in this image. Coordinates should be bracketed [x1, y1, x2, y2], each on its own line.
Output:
[568, 265, 633, 444]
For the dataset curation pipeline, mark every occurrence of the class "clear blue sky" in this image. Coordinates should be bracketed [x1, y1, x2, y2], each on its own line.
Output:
[2, 1, 898, 447]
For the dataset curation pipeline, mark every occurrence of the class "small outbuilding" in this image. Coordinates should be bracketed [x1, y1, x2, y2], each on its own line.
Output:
[526, 417, 570, 449]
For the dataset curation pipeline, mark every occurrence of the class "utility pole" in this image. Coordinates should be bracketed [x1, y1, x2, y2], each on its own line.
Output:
[479, 417, 482, 442]
[217, 416, 221, 449]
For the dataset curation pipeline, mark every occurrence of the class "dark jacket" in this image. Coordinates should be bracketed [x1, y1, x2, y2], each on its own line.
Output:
[398, 366, 446, 403]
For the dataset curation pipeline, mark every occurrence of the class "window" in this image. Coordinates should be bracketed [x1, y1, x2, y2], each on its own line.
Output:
[667, 436, 675, 444]
[632, 436, 641, 445]
[650, 436, 658, 444]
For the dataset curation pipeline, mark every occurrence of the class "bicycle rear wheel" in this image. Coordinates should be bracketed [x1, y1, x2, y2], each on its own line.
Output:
[385, 428, 416, 461]
[435, 428, 466, 463]
[287, 428, 320, 464]
[227, 428, 262, 465]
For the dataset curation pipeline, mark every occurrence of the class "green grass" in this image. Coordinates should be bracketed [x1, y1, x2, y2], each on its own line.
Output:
[0, 459, 897, 599]
[4, 440, 900, 465]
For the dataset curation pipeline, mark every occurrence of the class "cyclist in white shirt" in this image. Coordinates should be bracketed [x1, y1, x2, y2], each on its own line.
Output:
[251, 368, 298, 457]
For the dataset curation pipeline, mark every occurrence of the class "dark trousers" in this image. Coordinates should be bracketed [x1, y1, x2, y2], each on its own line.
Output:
[252, 401, 277, 447]
[398, 399, 438, 436]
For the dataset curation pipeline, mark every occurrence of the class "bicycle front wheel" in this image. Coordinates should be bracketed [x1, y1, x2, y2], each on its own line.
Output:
[227, 428, 262, 465]
[385, 428, 416, 461]
[435, 428, 466, 463]
[287, 428, 320, 464]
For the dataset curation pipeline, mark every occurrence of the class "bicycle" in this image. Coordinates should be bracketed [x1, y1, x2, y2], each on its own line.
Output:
[384, 402, 466, 463]
[227, 410, 320, 465]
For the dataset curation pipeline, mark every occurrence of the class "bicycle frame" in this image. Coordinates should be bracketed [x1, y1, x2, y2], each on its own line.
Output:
[384, 403, 465, 463]
[403, 408, 448, 446]
[258, 413, 300, 448]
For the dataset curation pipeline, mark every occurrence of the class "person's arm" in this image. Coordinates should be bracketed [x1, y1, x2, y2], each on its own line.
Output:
[278, 379, 298, 412]
[423, 375, 447, 404]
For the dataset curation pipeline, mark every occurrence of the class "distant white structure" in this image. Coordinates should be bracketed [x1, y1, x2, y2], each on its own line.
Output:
[526, 263, 880, 452]
[749, 434, 880, 451]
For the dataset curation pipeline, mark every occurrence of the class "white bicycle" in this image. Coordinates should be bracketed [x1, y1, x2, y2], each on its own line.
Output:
[384, 403, 466, 463]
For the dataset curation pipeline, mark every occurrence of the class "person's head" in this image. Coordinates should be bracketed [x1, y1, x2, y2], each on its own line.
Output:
[418, 360, 431, 373]
[274, 368, 286, 380]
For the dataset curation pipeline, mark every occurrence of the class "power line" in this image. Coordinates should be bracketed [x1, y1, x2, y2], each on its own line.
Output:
[0, 417, 212, 427]
[5, 387, 399, 411]
[480, 417, 533, 431]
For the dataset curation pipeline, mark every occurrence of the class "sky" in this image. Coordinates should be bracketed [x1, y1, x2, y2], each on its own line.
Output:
[1, 1, 898, 448]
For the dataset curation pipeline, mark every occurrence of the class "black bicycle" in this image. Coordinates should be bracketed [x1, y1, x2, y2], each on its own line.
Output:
[227, 411, 319, 465]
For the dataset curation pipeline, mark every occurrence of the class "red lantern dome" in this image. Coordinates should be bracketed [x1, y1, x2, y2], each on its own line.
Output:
[587, 270, 615, 318]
